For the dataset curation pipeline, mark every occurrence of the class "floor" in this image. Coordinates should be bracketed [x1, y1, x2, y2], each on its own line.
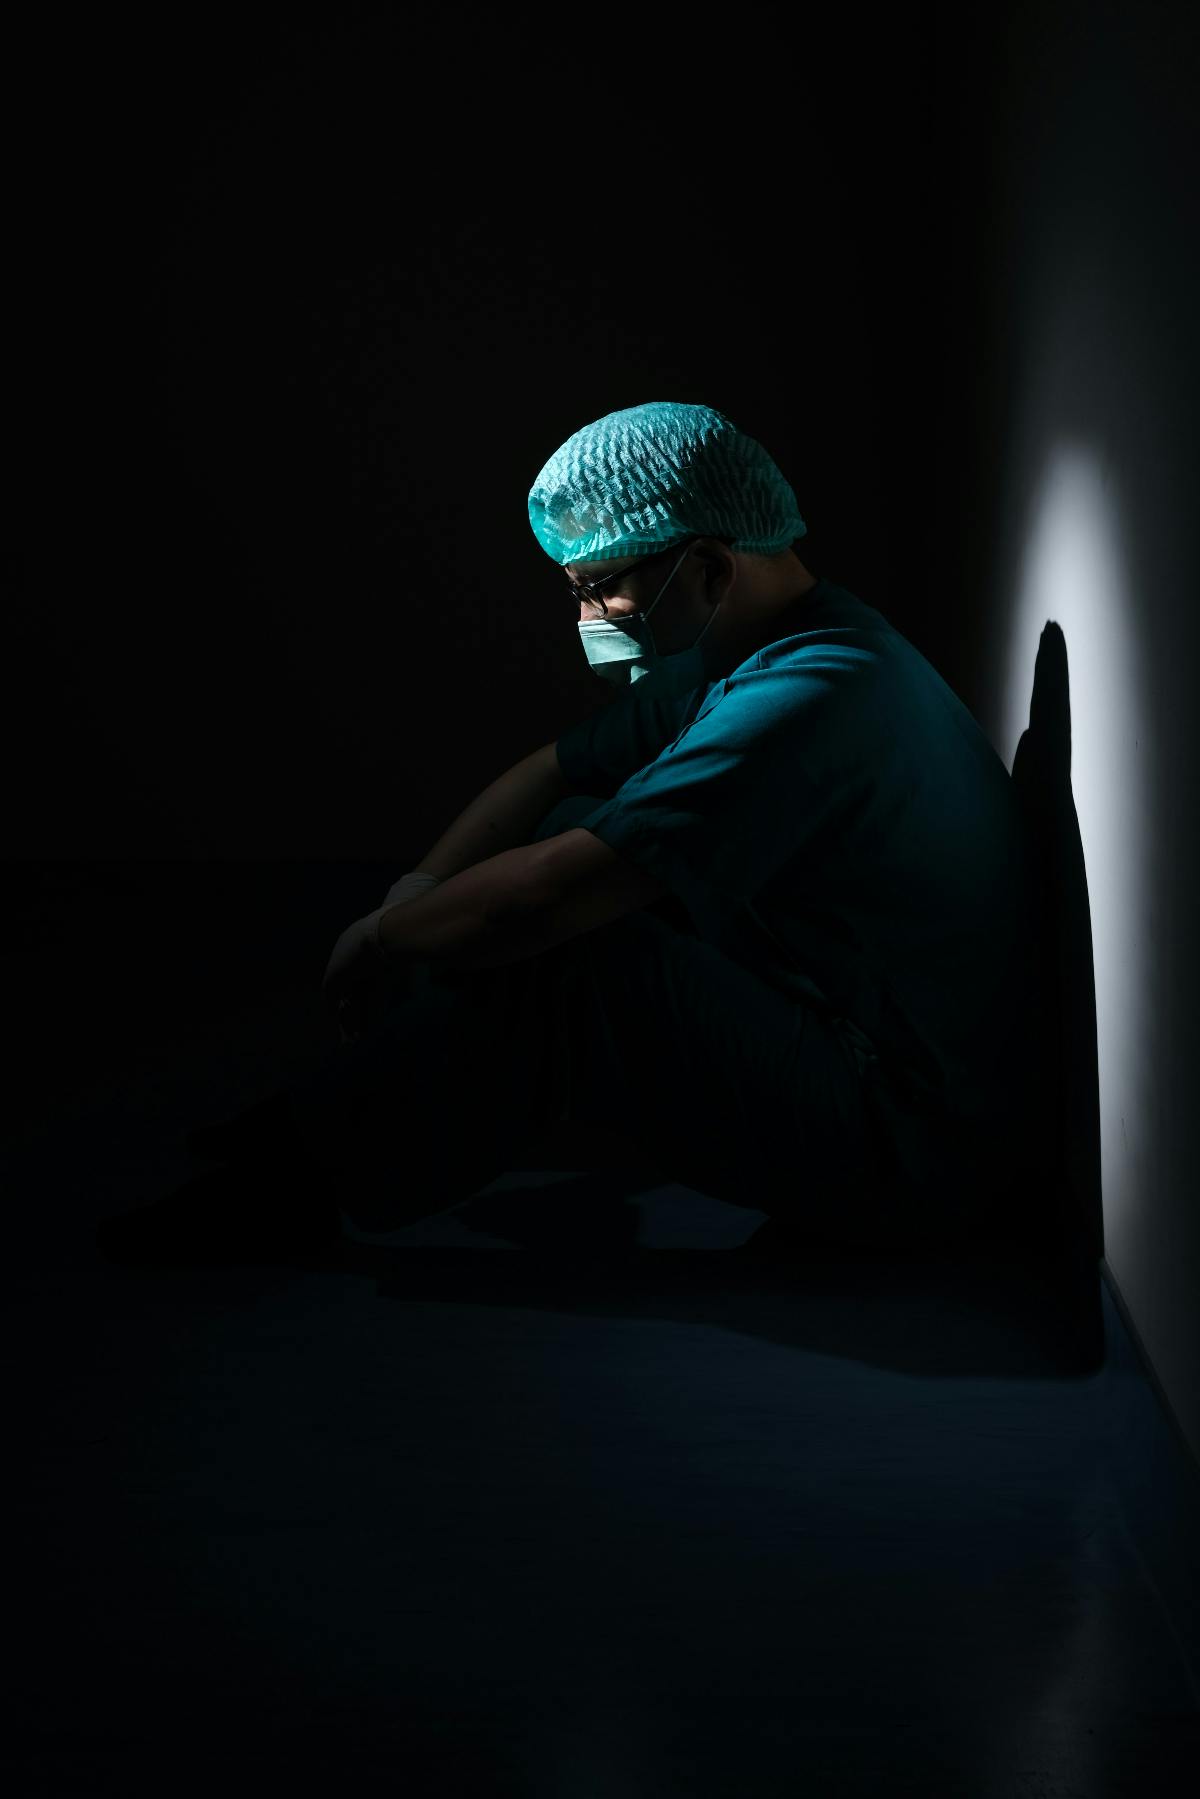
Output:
[5, 864, 1199, 1796]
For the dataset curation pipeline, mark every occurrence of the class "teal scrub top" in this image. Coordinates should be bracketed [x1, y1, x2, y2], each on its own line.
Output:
[554, 577, 1047, 1152]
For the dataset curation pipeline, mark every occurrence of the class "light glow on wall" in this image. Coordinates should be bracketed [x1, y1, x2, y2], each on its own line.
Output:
[995, 440, 1150, 1247]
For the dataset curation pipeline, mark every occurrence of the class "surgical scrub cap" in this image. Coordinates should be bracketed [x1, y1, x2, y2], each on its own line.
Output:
[528, 401, 808, 566]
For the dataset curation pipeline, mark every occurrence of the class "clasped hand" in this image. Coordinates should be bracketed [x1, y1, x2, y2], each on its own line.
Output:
[322, 905, 412, 1044]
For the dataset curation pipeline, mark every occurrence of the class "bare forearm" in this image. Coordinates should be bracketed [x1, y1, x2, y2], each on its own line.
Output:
[414, 743, 570, 881]
[378, 842, 564, 970]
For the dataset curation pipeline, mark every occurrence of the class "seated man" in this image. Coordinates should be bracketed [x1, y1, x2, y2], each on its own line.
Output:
[97, 400, 1052, 1266]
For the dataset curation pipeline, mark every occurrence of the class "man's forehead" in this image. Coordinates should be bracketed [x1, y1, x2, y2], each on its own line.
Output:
[566, 557, 638, 581]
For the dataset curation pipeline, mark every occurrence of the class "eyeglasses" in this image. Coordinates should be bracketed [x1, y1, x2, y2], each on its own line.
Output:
[566, 540, 698, 618]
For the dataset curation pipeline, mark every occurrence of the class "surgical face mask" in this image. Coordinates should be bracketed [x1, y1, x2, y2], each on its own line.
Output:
[576, 544, 720, 692]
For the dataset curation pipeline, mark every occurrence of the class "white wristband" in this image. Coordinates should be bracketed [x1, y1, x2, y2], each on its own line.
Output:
[384, 870, 444, 907]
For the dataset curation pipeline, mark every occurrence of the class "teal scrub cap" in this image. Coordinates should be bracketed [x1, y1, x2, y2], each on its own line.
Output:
[528, 400, 808, 566]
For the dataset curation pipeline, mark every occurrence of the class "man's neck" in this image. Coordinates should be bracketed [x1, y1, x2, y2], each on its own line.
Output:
[706, 578, 822, 677]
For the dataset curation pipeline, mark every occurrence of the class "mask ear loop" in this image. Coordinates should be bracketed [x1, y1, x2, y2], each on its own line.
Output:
[640, 542, 694, 656]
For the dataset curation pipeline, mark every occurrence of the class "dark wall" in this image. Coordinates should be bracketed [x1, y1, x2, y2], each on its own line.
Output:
[17, 10, 997, 859]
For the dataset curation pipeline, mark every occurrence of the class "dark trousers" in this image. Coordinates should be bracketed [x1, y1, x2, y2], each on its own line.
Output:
[281, 901, 924, 1249]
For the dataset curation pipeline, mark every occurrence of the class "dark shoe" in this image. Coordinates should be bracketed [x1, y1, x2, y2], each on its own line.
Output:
[95, 1162, 341, 1268]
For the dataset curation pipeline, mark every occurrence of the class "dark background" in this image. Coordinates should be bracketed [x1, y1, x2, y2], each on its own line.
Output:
[16, 8, 997, 860]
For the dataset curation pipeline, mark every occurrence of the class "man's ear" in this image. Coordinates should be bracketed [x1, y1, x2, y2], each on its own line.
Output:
[695, 537, 738, 602]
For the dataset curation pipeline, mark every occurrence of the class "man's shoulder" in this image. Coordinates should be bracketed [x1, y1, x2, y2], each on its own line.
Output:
[728, 587, 898, 691]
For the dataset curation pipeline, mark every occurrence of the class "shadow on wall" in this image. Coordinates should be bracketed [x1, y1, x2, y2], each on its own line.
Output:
[1010, 620, 1105, 1269]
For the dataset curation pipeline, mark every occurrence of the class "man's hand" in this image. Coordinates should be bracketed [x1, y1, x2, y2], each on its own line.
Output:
[323, 830, 668, 1039]
[322, 907, 413, 1044]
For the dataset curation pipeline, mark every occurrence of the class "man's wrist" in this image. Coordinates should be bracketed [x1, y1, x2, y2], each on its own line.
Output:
[385, 870, 444, 906]
[376, 899, 436, 961]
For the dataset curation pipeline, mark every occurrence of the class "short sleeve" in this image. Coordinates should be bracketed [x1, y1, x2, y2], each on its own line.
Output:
[572, 649, 878, 904]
